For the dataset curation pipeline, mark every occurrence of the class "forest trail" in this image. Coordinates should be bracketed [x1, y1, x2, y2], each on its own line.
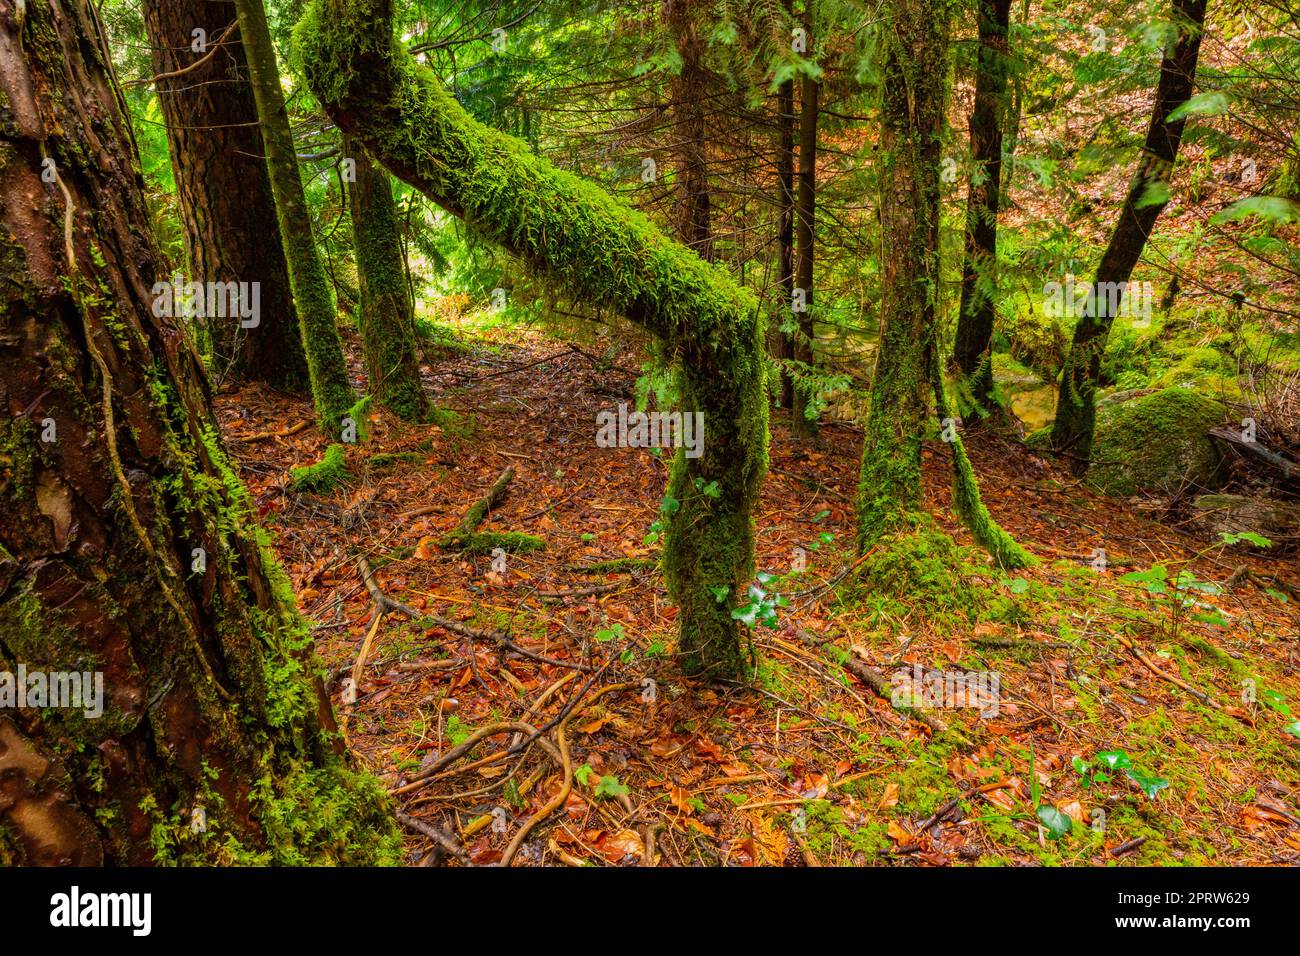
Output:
[217, 324, 1300, 866]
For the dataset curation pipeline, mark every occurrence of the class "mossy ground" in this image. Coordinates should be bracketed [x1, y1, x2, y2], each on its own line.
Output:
[214, 322, 1300, 866]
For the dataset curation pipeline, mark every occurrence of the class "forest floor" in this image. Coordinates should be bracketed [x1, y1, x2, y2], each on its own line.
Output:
[216, 322, 1300, 867]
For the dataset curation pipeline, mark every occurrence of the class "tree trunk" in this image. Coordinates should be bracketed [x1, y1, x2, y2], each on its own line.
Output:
[141, 0, 309, 394]
[1051, 0, 1209, 469]
[952, 0, 1012, 420]
[0, 0, 394, 865]
[856, 0, 949, 547]
[772, 73, 797, 409]
[666, 0, 713, 261]
[346, 136, 432, 422]
[233, 0, 354, 433]
[790, 73, 819, 438]
[297, 0, 768, 680]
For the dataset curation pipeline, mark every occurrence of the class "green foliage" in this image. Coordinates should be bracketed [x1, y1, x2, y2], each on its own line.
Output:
[289, 443, 350, 493]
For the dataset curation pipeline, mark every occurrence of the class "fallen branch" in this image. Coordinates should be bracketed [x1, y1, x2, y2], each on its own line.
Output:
[395, 810, 469, 864]
[442, 466, 514, 548]
[1118, 636, 1221, 709]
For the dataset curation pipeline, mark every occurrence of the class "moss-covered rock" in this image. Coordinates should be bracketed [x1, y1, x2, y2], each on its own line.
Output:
[1088, 387, 1228, 496]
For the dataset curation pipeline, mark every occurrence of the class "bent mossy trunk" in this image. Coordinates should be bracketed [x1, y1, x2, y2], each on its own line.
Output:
[294, 0, 769, 680]
[233, 0, 354, 434]
[345, 135, 433, 422]
[0, 0, 396, 864]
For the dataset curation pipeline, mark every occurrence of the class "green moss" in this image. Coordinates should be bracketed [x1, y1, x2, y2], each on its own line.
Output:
[1088, 387, 1228, 496]
[453, 531, 546, 554]
[295, 0, 769, 679]
[289, 443, 350, 493]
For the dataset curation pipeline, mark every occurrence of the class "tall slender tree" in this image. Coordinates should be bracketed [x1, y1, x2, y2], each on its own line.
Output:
[233, 0, 354, 432]
[951, 0, 1013, 420]
[666, 0, 714, 261]
[1050, 0, 1209, 468]
[790, 70, 820, 438]
[345, 135, 433, 422]
[141, 0, 309, 392]
[0, 0, 394, 864]
[773, 68, 798, 409]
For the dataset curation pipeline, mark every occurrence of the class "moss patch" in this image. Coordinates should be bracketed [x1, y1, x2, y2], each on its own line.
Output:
[1088, 387, 1228, 496]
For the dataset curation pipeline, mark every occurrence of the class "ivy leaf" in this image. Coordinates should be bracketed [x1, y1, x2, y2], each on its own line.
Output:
[1037, 805, 1073, 839]
[1126, 768, 1170, 799]
[1095, 750, 1133, 772]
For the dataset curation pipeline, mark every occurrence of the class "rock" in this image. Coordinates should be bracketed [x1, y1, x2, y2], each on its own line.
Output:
[1088, 386, 1228, 496]
[1190, 494, 1300, 546]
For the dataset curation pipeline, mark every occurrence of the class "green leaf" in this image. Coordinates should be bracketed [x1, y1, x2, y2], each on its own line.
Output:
[1095, 750, 1132, 772]
[1166, 90, 1231, 122]
[1126, 768, 1170, 799]
[574, 764, 594, 787]
[1036, 804, 1073, 839]
[1210, 197, 1300, 226]
[1282, 720, 1300, 739]
[594, 774, 629, 800]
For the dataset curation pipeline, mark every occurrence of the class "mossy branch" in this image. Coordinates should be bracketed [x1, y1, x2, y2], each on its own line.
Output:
[294, 0, 769, 679]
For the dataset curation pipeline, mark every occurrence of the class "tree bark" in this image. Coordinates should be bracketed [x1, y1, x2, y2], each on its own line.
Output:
[141, 0, 309, 393]
[233, 0, 354, 433]
[952, 0, 1012, 420]
[0, 0, 394, 865]
[857, 0, 949, 547]
[773, 72, 797, 409]
[790, 72, 819, 438]
[297, 0, 769, 680]
[666, 0, 713, 261]
[346, 135, 432, 422]
[1051, 0, 1209, 468]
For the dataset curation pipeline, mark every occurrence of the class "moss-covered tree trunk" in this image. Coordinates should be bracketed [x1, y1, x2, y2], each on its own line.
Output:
[296, 0, 768, 679]
[141, 0, 310, 393]
[790, 72, 820, 439]
[856, 0, 950, 547]
[855, 0, 1031, 569]
[345, 135, 432, 422]
[1050, 0, 1207, 470]
[0, 0, 394, 865]
[232, 0, 354, 433]
[951, 0, 1012, 420]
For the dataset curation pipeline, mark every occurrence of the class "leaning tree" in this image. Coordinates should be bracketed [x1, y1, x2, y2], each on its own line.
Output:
[294, 0, 771, 679]
[0, 0, 394, 865]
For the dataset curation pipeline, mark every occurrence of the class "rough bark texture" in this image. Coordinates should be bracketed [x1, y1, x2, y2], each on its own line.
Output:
[346, 135, 431, 422]
[1050, 0, 1208, 469]
[140, 0, 309, 393]
[952, 0, 1012, 419]
[233, 0, 354, 432]
[666, 0, 713, 261]
[857, 0, 949, 548]
[296, 0, 769, 680]
[790, 74, 819, 438]
[772, 72, 796, 409]
[0, 0, 396, 865]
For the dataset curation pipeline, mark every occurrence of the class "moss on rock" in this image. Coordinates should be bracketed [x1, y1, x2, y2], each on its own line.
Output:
[1088, 387, 1228, 496]
[289, 444, 350, 493]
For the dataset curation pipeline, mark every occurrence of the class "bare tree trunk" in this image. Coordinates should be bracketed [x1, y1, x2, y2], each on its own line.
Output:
[1051, 0, 1209, 468]
[790, 72, 819, 438]
[666, 0, 713, 261]
[0, 0, 394, 865]
[773, 73, 797, 409]
[141, 0, 309, 393]
[952, 0, 1012, 420]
